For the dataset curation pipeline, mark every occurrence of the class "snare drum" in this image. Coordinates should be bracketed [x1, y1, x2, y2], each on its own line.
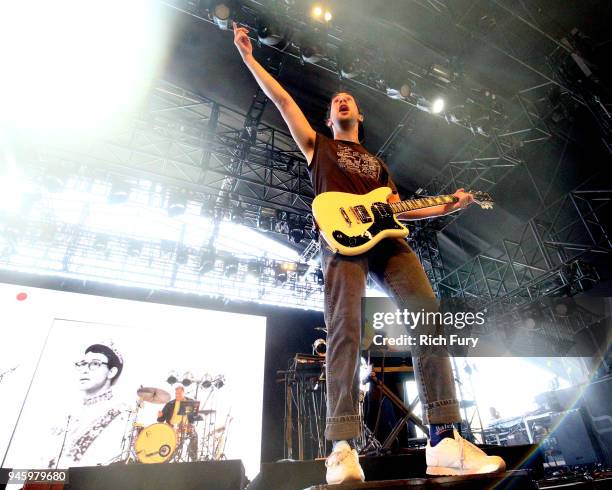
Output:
[134, 423, 177, 464]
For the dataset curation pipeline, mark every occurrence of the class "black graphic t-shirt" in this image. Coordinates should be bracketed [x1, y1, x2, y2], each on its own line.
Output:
[308, 132, 398, 197]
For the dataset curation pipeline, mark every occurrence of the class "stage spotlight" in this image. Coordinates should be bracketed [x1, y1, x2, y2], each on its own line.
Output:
[166, 371, 179, 385]
[313, 338, 327, 356]
[257, 215, 273, 232]
[127, 239, 143, 257]
[182, 372, 194, 387]
[431, 64, 452, 84]
[338, 50, 360, 79]
[212, 3, 231, 30]
[289, 228, 304, 244]
[230, 205, 244, 224]
[201, 375, 212, 389]
[168, 192, 187, 217]
[324, 11, 332, 22]
[246, 259, 264, 279]
[224, 257, 239, 277]
[314, 267, 324, 285]
[199, 248, 216, 274]
[213, 375, 225, 389]
[312, 6, 323, 18]
[288, 216, 305, 244]
[386, 81, 413, 101]
[275, 262, 293, 283]
[301, 41, 325, 64]
[256, 18, 289, 48]
[108, 180, 130, 205]
[432, 98, 445, 114]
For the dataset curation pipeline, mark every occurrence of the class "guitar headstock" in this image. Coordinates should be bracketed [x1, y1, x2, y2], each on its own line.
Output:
[469, 190, 494, 209]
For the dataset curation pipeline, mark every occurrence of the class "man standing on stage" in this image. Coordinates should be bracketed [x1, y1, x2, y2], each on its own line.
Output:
[232, 22, 505, 484]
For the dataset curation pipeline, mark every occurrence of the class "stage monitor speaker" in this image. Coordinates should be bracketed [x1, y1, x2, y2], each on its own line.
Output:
[551, 410, 598, 466]
[65, 460, 246, 490]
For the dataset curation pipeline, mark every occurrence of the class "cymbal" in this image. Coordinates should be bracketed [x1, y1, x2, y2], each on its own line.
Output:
[198, 409, 216, 415]
[137, 386, 171, 404]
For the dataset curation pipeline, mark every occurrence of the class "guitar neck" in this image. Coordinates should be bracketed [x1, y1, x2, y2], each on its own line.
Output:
[389, 194, 457, 215]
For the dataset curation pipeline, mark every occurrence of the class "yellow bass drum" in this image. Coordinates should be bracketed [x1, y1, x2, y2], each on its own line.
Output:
[134, 422, 176, 464]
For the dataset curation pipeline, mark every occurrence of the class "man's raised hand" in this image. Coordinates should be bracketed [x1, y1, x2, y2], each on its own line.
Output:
[233, 21, 252, 60]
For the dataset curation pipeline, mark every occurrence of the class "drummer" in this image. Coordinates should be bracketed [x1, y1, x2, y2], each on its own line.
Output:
[157, 385, 197, 427]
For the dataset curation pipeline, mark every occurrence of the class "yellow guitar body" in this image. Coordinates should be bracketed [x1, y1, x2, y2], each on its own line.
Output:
[312, 187, 409, 256]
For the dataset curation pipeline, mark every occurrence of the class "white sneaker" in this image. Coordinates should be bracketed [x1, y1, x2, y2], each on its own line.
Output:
[426, 429, 506, 476]
[325, 441, 365, 485]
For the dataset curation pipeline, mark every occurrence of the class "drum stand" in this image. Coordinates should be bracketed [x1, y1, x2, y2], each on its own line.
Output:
[115, 400, 144, 463]
[363, 370, 429, 455]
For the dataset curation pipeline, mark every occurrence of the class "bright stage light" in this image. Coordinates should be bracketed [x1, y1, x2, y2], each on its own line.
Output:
[432, 98, 445, 114]
[312, 6, 323, 18]
[212, 3, 231, 30]
[0, 1, 169, 134]
[324, 11, 332, 22]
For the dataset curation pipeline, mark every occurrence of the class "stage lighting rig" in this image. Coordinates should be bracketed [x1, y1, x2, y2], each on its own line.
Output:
[313, 338, 326, 356]
[430, 64, 454, 84]
[199, 247, 216, 274]
[300, 34, 325, 64]
[246, 259, 264, 280]
[166, 371, 179, 385]
[224, 256, 239, 277]
[288, 214, 305, 244]
[210, 2, 232, 30]
[182, 372, 194, 387]
[256, 16, 291, 48]
[431, 98, 445, 114]
[311, 5, 332, 23]
[338, 49, 362, 80]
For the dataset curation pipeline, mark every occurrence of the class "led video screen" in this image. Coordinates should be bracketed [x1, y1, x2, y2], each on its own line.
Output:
[0, 283, 266, 480]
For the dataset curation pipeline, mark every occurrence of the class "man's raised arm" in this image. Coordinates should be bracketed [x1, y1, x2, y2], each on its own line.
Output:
[233, 22, 316, 164]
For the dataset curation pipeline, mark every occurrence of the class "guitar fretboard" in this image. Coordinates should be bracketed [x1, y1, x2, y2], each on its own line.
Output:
[389, 195, 457, 214]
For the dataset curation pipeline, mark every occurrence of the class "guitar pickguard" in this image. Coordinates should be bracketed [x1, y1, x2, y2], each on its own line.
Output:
[331, 202, 403, 248]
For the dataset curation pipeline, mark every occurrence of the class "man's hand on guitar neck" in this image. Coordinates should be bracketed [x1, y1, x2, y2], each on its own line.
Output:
[391, 188, 475, 220]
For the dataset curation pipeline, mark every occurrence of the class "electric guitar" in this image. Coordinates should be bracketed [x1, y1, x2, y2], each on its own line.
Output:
[312, 187, 494, 256]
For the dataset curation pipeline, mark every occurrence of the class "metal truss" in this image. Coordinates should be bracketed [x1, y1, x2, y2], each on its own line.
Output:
[0, 78, 327, 309]
[21, 79, 315, 237]
[435, 188, 611, 306]
[424, 90, 556, 231]
[406, 221, 446, 297]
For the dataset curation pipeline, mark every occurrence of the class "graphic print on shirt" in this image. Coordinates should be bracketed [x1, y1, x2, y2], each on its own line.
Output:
[336, 143, 382, 181]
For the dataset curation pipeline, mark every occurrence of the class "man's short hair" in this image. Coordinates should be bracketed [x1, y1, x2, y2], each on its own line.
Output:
[85, 343, 123, 384]
[326, 91, 365, 142]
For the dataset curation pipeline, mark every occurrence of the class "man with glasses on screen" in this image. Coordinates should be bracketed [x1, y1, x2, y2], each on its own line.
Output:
[46, 341, 128, 468]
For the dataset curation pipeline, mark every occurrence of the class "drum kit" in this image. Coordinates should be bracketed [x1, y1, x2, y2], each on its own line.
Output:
[115, 376, 230, 465]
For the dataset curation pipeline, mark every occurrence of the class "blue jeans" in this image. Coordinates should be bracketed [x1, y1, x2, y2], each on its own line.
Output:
[321, 238, 461, 441]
